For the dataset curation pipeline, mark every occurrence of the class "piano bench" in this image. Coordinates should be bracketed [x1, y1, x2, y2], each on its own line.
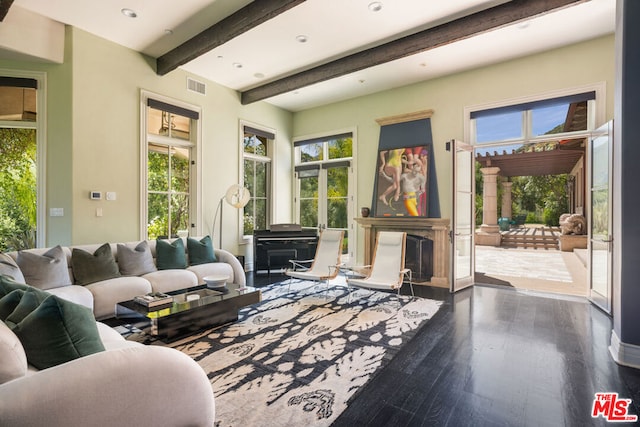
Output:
[267, 248, 298, 282]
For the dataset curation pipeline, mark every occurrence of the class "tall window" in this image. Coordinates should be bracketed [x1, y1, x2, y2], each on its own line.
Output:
[143, 96, 200, 240]
[294, 132, 354, 258]
[242, 124, 274, 235]
[0, 76, 40, 250]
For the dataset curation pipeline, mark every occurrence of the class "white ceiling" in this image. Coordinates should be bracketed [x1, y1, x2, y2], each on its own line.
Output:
[10, 0, 616, 112]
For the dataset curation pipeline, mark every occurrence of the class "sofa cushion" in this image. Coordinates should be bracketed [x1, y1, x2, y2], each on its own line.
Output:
[156, 239, 187, 270]
[117, 241, 157, 276]
[0, 320, 27, 384]
[16, 245, 72, 290]
[71, 243, 121, 286]
[11, 295, 105, 369]
[187, 236, 217, 265]
[0, 254, 25, 284]
[143, 269, 198, 294]
[85, 276, 152, 320]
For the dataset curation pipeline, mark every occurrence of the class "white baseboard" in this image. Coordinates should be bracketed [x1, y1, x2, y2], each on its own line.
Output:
[609, 329, 640, 369]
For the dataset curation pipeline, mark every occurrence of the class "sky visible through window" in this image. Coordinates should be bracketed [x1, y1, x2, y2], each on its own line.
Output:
[475, 104, 569, 156]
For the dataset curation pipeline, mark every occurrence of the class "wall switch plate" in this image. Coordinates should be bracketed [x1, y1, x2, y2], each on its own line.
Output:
[106, 191, 116, 201]
[50, 208, 64, 217]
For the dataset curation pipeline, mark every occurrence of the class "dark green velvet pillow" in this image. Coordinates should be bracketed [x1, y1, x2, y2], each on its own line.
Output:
[71, 243, 121, 286]
[187, 236, 217, 265]
[0, 289, 25, 320]
[12, 295, 105, 370]
[156, 239, 187, 270]
[4, 288, 48, 328]
[0, 274, 29, 298]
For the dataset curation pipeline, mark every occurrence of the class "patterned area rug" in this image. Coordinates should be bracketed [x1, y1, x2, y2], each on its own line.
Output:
[162, 281, 441, 426]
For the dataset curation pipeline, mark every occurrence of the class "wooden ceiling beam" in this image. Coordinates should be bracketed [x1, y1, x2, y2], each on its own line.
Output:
[156, 0, 306, 76]
[241, 0, 587, 105]
[0, 0, 14, 22]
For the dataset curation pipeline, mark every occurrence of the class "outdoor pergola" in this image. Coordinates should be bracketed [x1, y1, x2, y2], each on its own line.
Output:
[474, 138, 585, 246]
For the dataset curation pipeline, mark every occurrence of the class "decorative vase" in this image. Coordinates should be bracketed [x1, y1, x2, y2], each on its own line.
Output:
[361, 207, 370, 217]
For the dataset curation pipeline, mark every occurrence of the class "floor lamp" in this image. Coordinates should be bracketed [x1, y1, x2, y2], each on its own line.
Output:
[211, 184, 251, 249]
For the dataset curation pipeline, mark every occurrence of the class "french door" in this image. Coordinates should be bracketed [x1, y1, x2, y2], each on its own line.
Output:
[450, 140, 475, 292]
[295, 163, 352, 261]
[588, 121, 613, 313]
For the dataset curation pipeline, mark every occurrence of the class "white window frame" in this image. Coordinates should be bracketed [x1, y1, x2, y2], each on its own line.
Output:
[464, 82, 607, 148]
[0, 69, 47, 247]
[293, 128, 357, 261]
[139, 90, 202, 240]
[239, 120, 275, 240]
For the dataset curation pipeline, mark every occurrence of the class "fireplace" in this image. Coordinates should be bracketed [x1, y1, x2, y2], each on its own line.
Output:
[405, 234, 433, 282]
[355, 217, 450, 287]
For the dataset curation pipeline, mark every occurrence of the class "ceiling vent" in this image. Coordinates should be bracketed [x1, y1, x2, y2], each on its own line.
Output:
[187, 77, 206, 95]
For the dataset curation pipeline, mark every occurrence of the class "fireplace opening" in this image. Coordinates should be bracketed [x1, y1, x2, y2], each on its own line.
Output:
[405, 234, 433, 282]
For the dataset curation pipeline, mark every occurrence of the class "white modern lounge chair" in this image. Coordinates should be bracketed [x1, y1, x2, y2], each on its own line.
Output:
[285, 229, 344, 292]
[347, 231, 413, 300]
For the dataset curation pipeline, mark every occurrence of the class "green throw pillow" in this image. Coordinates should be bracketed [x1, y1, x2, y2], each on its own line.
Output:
[156, 239, 187, 270]
[0, 274, 29, 298]
[12, 295, 105, 370]
[71, 243, 121, 286]
[0, 289, 25, 320]
[187, 236, 217, 265]
[4, 288, 48, 328]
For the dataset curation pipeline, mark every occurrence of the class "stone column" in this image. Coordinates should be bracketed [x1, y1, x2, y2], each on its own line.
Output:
[476, 167, 502, 246]
[501, 181, 513, 219]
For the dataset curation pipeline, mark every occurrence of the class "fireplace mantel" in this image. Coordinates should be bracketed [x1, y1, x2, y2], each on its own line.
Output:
[355, 217, 450, 287]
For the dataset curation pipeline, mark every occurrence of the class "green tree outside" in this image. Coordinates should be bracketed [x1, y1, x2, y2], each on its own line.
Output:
[0, 128, 37, 251]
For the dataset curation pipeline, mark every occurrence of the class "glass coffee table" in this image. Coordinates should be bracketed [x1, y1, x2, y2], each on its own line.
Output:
[116, 283, 261, 341]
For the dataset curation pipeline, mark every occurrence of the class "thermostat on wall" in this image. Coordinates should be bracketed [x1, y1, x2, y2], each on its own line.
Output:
[90, 191, 102, 200]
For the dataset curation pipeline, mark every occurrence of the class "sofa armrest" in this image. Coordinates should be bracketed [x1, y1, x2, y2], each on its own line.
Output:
[0, 346, 215, 427]
[214, 248, 246, 286]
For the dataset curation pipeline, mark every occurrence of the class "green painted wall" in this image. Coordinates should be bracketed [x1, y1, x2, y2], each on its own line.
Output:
[1, 27, 293, 253]
[0, 27, 74, 246]
[292, 35, 615, 263]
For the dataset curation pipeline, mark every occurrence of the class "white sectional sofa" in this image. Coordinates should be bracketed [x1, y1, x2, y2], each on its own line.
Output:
[2, 237, 245, 320]
[0, 292, 215, 426]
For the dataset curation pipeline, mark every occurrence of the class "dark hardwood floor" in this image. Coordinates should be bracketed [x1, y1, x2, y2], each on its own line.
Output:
[250, 272, 640, 426]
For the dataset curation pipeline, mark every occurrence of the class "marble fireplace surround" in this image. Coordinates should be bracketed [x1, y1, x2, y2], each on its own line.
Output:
[355, 217, 450, 287]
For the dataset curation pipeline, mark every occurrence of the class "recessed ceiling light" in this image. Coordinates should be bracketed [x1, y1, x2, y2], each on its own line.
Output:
[164, 29, 173, 36]
[517, 21, 530, 29]
[121, 8, 137, 18]
[232, 62, 243, 69]
[296, 35, 308, 43]
[368, 2, 383, 12]
[254, 73, 265, 79]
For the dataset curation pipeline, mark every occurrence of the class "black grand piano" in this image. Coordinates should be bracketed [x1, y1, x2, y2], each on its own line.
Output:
[253, 224, 318, 275]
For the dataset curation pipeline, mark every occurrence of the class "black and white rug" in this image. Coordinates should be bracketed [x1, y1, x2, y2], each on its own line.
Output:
[164, 280, 442, 427]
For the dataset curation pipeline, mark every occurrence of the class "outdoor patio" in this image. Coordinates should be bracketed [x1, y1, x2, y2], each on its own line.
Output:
[475, 241, 588, 297]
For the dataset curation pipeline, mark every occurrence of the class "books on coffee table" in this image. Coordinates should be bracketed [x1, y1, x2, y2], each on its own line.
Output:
[134, 292, 173, 309]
